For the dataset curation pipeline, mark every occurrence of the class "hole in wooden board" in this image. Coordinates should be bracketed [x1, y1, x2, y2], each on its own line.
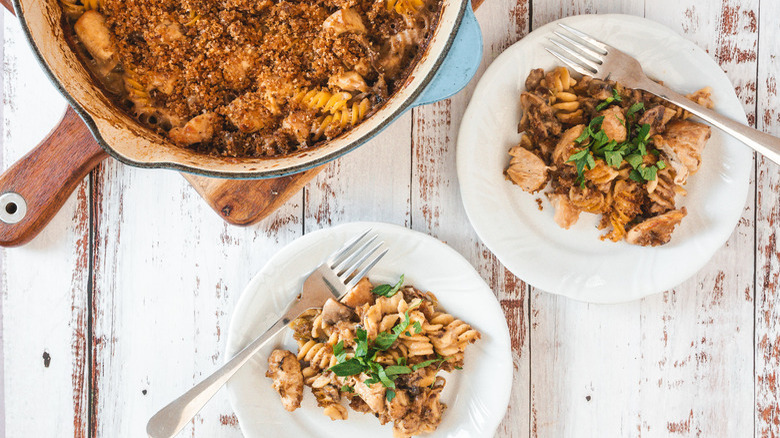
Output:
[5, 202, 17, 215]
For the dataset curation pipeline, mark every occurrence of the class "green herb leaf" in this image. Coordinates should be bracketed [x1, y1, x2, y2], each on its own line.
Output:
[589, 116, 605, 132]
[333, 340, 347, 363]
[413, 321, 422, 334]
[636, 123, 651, 142]
[575, 128, 591, 144]
[376, 365, 395, 388]
[412, 356, 447, 371]
[657, 160, 666, 170]
[386, 389, 396, 402]
[640, 164, 658, 181]
[629, 169, 645, 183]
[396, 357, 407, 366]
[604, 150, 623, 168]
[355, 328, 369, 357]
[625, 154, 643, 169]
[384, 365, 413, 376]
[371, 275, 405, 298]
[455, 366, 463, 370]
[585, 152, 596, 170]
[330, 358, 365, 377]
[341, 385, 354, 393]
[612, 88, 622, 102]
[374, 332, 397, 351]
[567, 149, 588, 162]
[627, 102, 644, 117]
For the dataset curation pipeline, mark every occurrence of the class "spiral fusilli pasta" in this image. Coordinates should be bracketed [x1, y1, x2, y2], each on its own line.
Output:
[267, 277, 481, 437]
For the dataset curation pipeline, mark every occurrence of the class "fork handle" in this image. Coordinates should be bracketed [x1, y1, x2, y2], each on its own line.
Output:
[639, 79, 780, 164]
[146, 316, 290, 438]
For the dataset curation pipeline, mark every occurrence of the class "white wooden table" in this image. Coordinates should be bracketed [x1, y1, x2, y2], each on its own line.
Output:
[0, 0, 778, 436]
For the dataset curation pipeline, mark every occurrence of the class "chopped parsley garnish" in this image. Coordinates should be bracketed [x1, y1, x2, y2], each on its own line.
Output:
[341, 385, 355, 393]
[371, 275, 405, 298]
[627, 102, 644, 118]
[567, 101, 665, 186]
[411, 355, 447, 371]
[328, 299, 449, 396]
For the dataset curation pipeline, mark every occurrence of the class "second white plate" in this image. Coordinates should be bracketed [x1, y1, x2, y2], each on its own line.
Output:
[457, 14, 752, 303]
[224, 222, 513, 438]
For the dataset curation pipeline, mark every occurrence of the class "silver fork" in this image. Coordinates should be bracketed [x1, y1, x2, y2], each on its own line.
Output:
[146, 230, 388, 438]
[546, 23, 780, 165]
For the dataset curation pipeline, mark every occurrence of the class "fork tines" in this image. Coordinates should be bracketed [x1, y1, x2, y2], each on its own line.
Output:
[546, 23, 610, 76]
[328, 229, 388, 289]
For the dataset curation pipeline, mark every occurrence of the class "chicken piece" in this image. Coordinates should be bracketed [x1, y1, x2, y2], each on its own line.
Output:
[354, 375, 386, 413]
[549, 193, 581, 229]
[222, 92, 274, 133]
[598, 106, 627, 142]
[505, 146, 549, 193]
[519, 92, 561, 139]
[525, 68, 545, 90]
[321, 298, 354, 325]
[328, 71, 369, 93]
[281, 111, 314, 144]
[323, 8, 366, 35]
[584, 160, 619, 185]
[653, 120, 711, 184]
[386, 389, 411, 420]
[551, 124, 586, 164]
[586, 78, 613, 100]
[266, 349, 304, 412]
[168, 113, 220, 146]
[341, 277, 374, 308]
[626, 208, 687, 246]
[73, 11, 118, 73]
[638, 105, 676, 135]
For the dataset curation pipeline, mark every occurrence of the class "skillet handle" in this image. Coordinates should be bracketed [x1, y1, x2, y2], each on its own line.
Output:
[410, 0, 483, 107]
[0, 107, 108, 247]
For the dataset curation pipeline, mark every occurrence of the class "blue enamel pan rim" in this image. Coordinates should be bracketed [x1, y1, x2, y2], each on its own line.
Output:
[11, 0, 474, 179]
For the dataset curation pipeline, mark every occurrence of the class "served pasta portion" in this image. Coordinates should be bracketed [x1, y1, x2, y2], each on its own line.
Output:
[505, 67, 714, 246]
[266, 276, 480, 437]
[60, 0, 440, 157]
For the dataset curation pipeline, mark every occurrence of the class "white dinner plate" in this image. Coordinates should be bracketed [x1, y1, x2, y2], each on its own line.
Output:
[225, 222, 513, 438]
[456, 14, 752, 303]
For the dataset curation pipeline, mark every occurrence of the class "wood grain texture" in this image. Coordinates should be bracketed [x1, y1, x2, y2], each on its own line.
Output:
[754, 0, 780, 434]
[89, 157, 302, 437]
[0, 107, 106, 247]
[411, 0, 531, 435]
[1, 11, 89, 437]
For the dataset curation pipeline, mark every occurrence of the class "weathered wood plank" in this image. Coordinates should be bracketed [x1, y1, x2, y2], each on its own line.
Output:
[89, 161, 302, 436]
[528, 0, 757, 436]
[638, 2, 757, 436]
[411, 0, 531, 435]
[303, 111, 413, 231]
[754, 0, 780, 434]
[1, 11, 88, 438]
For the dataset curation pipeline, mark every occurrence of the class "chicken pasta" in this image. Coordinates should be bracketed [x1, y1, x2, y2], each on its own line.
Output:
[266, 276, 481, 437]
[505, 67, 714, 246]
[61, 0, 441, 157]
